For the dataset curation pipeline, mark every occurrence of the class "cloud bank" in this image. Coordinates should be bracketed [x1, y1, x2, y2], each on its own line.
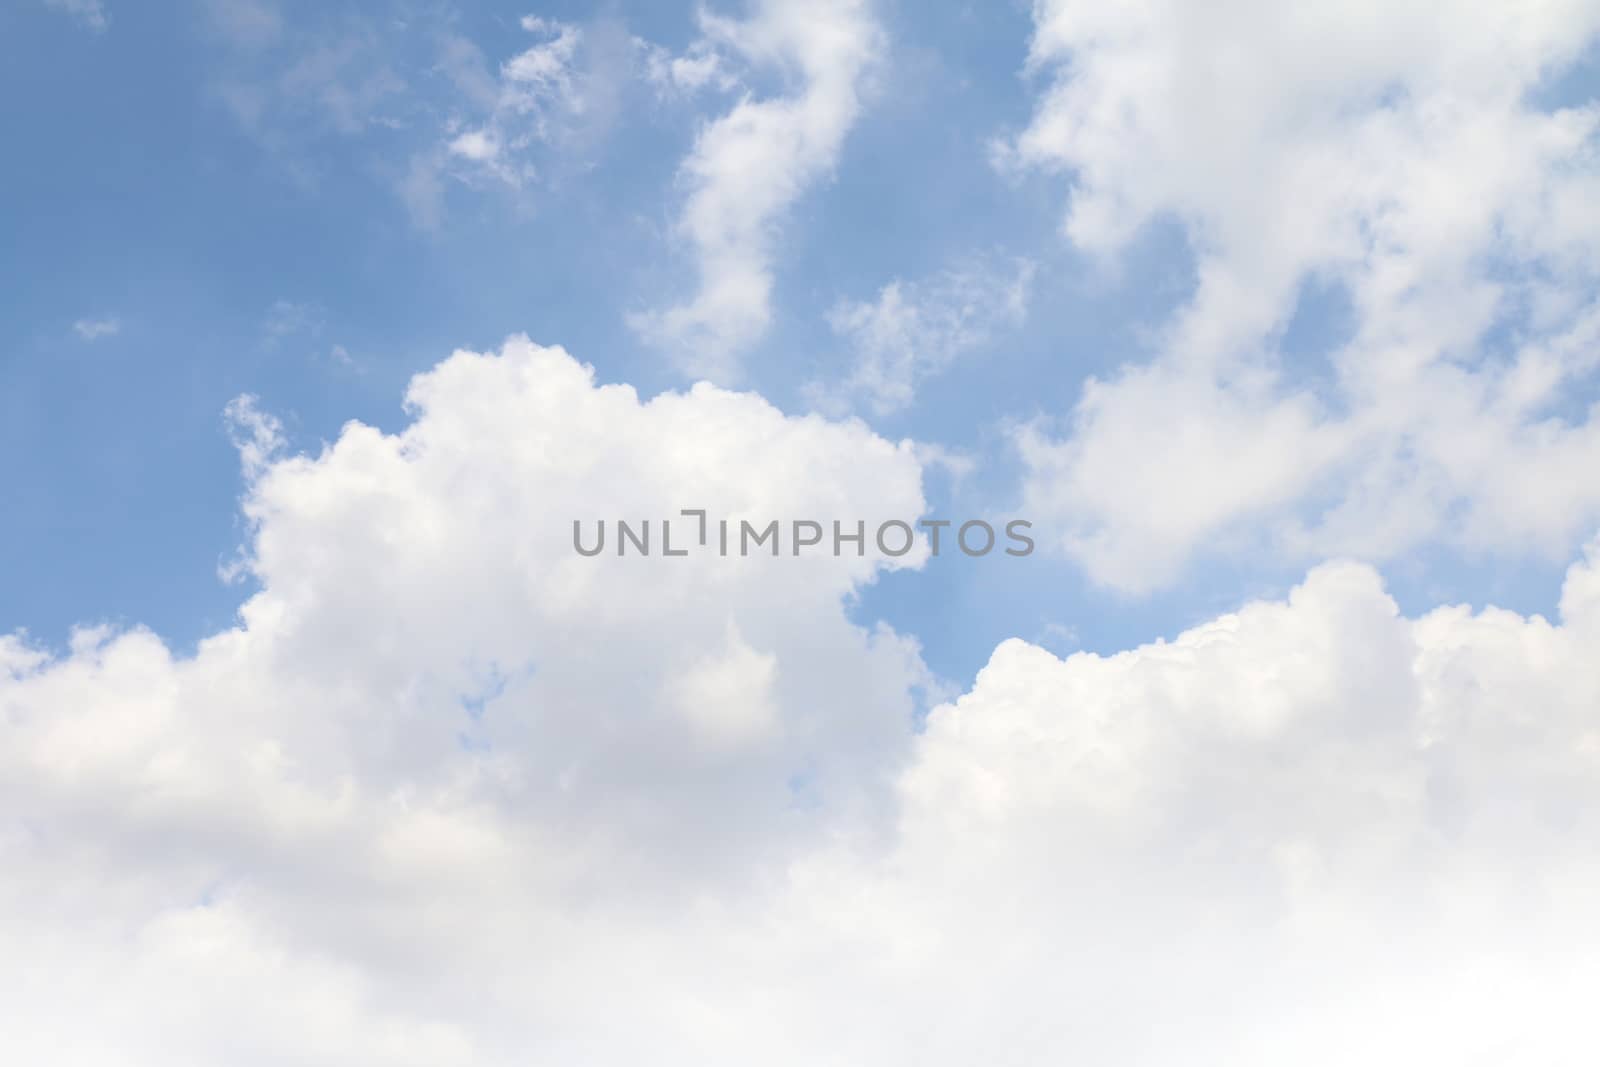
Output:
[4, 338, 1598, 1063]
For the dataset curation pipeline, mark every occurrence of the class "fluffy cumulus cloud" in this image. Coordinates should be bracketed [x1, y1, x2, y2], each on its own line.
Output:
[1007, 0, 1600, 591]
[819, 549, 1600, 1064]
[0, 337, 933, 1063]
[5, 338, 1600, 1062]
[631, 0, 883, 379]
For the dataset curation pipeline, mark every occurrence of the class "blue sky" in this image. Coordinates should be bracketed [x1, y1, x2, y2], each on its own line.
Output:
[4, 0, 1598, 687]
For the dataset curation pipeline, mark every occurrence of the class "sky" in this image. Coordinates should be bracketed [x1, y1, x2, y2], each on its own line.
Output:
[16, 0, 1595, 682]
[5, 0, 1600, 1063]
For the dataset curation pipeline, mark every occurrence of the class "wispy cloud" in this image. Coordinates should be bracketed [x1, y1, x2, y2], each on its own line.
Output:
[200, 6, 634, 229]
[261, 299, 321, 344]
[404, 15, 639, 228]
[813, 257, 1034, 415]
[71, 317, 120, 341]
[435, 17, 587, 192]
[200, 0, 281, 49]
[44, 0, 109, 33]
[635, 35, 737, 98]
[203, 6, 409, 192]
[630, 0, 884, 380]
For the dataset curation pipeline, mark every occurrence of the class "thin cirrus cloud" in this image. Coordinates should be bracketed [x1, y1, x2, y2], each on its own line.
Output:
[260, 299, 320, 342]
[200, 5, 601, 224]
[1004, 0, 1600, 593]
[3, 336, 1599, 1062]
[636, 34, 737, 98]
[431, 17, 589, 195]
[812, 256, 1035, 415]
[71, 316, 120, 340]
[196, 0, 873, 291]
[629, 0, 884, 381]
[44, 0, 109, 33]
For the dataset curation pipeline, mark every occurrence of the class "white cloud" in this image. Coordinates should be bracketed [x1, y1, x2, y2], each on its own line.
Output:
[1005, 0, 1600, 591]
[44, 0, 108, 33]
[198, 7, 618, 223]
[221, 393, 285, 480]
[667, 624, 782, 750]
[814, 257, 1034, 414]
[417, 16, 632, 213]
[0, 335, 931, 1058]
[197, 8, 727, 229]
[631, 0, 884, 380]
[503, 20, 582, 96]
[204, 10, 500, 208]
[637, 37, 737, 97]
[72, 317, 120, 341]
[809, 549, 1600, 1064]
[446, 127, 501, 164]
[436, 17, 583, 190]
[5, 336, 1600, 1061]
